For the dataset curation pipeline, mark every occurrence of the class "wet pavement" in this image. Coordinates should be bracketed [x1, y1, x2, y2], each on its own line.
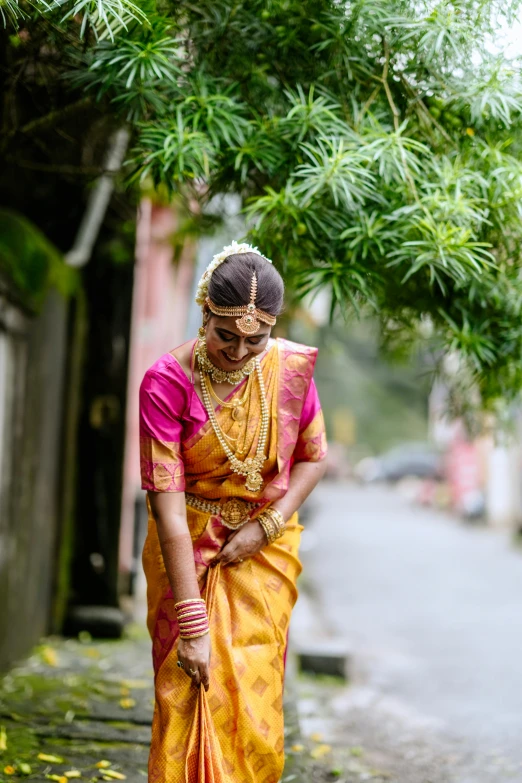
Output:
[292, 481, 522, 782]
[0, 629, 152, 782]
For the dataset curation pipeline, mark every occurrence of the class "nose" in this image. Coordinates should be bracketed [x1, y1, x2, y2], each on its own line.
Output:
[227, 340, 249, 359]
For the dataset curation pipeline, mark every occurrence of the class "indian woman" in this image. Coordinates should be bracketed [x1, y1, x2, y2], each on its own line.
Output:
[139, 241, 328, 783]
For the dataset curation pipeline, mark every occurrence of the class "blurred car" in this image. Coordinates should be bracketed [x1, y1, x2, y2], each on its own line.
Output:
[354, 441, 443, 483]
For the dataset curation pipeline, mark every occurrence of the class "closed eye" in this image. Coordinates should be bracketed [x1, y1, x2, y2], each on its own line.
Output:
[217, 331, 235, 342]
[217, 329, 268, 344]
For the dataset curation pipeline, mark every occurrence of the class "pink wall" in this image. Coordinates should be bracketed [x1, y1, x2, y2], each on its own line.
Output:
[119, 199, 196, 581]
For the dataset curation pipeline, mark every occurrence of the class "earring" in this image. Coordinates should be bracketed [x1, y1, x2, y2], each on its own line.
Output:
[198, 326, 206, 339]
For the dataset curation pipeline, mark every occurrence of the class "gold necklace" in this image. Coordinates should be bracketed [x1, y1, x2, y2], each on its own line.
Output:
[236, 376, 254, 456]
[198, 356, 269, 492]
[203, 372, 253, 422]
[202, 374, 254, 450]
[195, 338, 256, 385]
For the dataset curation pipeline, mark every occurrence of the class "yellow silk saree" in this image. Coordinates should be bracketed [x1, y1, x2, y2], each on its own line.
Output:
[139, 338, 327, 783]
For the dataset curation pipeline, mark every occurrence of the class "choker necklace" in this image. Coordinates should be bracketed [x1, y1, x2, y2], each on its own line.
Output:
[195, 338, 256, 385]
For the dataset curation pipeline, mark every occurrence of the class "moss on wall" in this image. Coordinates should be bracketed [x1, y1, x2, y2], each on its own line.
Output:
[0, 209, 78, 313]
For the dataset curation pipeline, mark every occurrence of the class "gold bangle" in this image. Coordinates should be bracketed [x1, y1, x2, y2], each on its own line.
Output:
[260, 514, 273, 543]
[258, 507, 286, 543]
[265, 507, 286, 539]
[257, 512, 278, 544]
[256, 513, 270, 544]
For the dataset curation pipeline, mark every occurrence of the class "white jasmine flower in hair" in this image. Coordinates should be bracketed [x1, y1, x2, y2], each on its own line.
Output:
[195, 240, 272, 307]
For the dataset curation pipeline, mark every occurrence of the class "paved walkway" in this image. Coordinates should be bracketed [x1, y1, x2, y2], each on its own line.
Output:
[0, 631, 152, 782]
[0, 625, 325, 782]
[6, 482, 522, 782]
[295, 481, 522, 783]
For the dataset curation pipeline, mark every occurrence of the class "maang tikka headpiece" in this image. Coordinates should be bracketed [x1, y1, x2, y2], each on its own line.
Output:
[205, 272, 276, 335]
[195, 241, 277, 335]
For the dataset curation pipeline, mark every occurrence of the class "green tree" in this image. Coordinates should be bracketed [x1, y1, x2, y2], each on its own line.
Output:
[3, 0, 522, 410]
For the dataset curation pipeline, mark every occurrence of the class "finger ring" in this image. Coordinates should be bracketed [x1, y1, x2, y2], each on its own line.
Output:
[177, 660, 184, 669]
[188, 668, 197, 676]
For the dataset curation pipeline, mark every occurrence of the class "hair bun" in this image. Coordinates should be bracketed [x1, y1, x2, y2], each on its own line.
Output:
[195, 241, 272, 307]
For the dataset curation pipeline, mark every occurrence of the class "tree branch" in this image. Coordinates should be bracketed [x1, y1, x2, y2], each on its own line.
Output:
[400, 75, 455, 147]
[65, 127, 130, 267]
[381, 38, 419, 203]
[381, 39, 400, 131]
[358, 84, 381, 126]
[0, 97, 94, 152]
[8, 158, 103, 175]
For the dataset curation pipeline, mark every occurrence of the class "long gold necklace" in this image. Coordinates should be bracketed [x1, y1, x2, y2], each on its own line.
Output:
[203, 372, 253, 422]
[204, 374, 253, 454]
[202, 373, 251, 449]
[195, 338, 256, 385]
[198, 355, 269, 492]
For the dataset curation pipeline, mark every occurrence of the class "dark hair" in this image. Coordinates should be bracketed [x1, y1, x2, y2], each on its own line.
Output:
[207, 253, 284, 317]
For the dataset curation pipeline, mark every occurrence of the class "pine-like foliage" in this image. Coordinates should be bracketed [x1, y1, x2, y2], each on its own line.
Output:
[4, 0, 522, 409]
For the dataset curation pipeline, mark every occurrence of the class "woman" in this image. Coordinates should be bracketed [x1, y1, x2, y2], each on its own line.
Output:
[140, 241, 327, 783]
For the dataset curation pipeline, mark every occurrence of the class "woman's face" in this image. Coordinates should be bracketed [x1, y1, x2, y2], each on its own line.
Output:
[204, 314, 271, 371]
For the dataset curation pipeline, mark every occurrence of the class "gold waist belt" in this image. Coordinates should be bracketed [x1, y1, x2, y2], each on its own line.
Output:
[185, 494, 260, 530]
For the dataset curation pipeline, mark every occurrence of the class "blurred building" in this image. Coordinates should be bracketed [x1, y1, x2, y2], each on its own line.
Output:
[118, 200, 196, 606]
[430, 379, 522, 528]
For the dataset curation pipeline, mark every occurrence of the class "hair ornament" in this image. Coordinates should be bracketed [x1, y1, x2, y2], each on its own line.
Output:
[195, 240, 272, 307]
[205, 271, 277, 335]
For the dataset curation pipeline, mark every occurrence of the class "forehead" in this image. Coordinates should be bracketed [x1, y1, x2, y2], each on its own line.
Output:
[211, 315, 270, 337]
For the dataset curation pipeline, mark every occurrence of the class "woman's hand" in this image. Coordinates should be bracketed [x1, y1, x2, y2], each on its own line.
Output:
[211, 520, 267, 567]
[177, 633, 211, 691]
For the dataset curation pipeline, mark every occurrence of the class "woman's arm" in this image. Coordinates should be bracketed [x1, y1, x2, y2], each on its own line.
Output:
[148, 491, 211, 690]
[148, 491, 201, 599]
[211, 458, 327, 566]
[270, 459, 327, 521]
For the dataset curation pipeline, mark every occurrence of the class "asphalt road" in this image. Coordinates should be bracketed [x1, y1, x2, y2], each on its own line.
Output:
[296, 481, 522, 783]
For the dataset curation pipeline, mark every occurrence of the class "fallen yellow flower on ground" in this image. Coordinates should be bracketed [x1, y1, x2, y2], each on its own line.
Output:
[290, 744, 304, 753]
[118, 698, 136, 709]
[310, 744, 332, 760]
[101, 770, 126, 780]
[309, 732, 323, 742]
[4, 765, 15, 775]
[41, 647, 59, 667]
[64, 770, 82, 778]
[120, 679, 148, 689]
[0, 726, 7, 751]
[95, 761, 111, 769]
[18, 763, 32, 775]
[38, 754, 65, 763]
[45, 775, 67, 783]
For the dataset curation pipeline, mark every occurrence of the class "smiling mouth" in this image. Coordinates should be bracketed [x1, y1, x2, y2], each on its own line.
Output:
[222, 351, 247, 364]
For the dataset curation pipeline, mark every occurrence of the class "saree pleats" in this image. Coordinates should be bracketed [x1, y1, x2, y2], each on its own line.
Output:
[145, 516, 303, 783]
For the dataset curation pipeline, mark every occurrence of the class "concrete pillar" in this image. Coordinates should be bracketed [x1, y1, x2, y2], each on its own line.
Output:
[485, 441, 522, 530]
